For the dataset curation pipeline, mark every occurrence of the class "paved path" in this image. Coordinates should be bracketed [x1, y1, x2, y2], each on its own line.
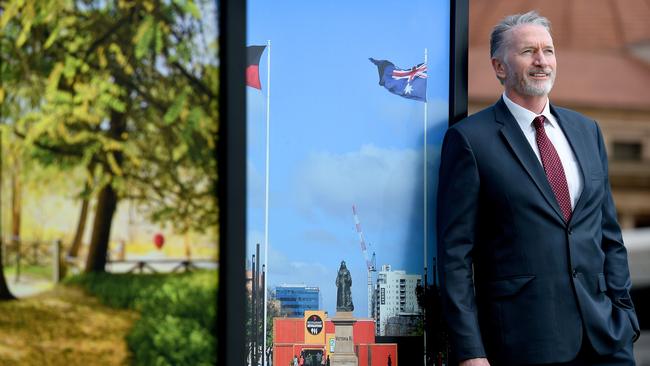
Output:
[7, 277, 54, 298]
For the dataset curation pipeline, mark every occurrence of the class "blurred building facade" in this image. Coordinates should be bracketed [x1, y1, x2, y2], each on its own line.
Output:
[468, 0, 650, 229]
[275, 284, 320, 318]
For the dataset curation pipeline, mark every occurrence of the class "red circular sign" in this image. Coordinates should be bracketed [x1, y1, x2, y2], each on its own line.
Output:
[153, 233, 165, 249]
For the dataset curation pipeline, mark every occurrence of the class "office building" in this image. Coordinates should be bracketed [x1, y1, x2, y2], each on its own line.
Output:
[275, 284, 320, 318]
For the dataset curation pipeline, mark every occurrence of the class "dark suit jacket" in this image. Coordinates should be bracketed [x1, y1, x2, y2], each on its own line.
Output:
[436, 98, 640, 365]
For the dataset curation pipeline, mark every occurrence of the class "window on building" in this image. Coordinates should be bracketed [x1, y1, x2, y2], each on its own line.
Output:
[612, 141, 643, 161]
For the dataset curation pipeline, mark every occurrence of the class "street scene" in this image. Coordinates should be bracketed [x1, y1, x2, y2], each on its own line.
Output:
[245, 1, 450, 364]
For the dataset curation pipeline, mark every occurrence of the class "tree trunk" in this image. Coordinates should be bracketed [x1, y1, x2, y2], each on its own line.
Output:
[0, 239, 15, 300]
[61, 163, 95, 276]
[0, 129, 16, 300]
[11, 161, 21, 248]
[60, 189, 90, 278]
[68, 193, 90, 258]
[84, 183, 118, 272]
[84, 110, 125, 273]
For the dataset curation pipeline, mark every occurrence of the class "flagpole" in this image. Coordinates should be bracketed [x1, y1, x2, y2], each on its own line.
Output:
[423, 47, 428, 366]
[423, 47, 428, 281]
[262, 39, 271, 366]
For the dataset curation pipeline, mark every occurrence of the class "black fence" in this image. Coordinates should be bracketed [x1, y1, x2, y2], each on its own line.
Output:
[1, 239, 61, 283]
[3, 239, 56, 267]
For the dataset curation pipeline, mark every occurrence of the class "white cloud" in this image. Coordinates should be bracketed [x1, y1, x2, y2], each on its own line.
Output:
[294, 144, 421, 230]
[300, 228, 342, 247]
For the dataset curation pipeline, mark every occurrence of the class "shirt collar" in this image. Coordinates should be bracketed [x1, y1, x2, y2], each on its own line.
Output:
[502, 92, 556, 130]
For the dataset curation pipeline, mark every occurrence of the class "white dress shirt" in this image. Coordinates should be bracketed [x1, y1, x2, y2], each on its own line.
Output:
[502, 93, 583, 209]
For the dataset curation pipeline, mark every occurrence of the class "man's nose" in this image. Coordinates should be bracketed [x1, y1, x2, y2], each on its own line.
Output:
[533, 51, 548, 66]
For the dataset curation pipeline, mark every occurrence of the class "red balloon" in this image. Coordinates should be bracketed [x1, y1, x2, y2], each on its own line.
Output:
[153, 233, 165, 249]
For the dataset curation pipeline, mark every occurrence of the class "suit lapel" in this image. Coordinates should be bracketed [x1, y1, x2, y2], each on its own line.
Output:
[550, 105, 589, 218]
[494, 98, 566, 224]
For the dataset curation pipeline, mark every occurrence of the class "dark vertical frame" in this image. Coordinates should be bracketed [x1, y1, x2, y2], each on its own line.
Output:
[217, 0, 247, 364]
[449, 0, 468, 126]
[425, 1, 468, 364]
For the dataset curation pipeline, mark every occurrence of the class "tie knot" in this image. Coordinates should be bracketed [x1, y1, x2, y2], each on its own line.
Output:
[533, 115, 546, 130]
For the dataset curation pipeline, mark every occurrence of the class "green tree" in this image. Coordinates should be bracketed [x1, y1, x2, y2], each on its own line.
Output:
[0, 0, 218, 273]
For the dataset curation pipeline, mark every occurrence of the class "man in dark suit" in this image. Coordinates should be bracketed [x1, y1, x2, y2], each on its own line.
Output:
[437, 11, 640, 366]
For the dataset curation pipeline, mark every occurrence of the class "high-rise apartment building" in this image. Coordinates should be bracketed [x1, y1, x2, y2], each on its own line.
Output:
[373, 265, 422, 336]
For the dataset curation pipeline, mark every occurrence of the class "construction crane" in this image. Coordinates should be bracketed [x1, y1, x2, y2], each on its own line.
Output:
[352, 204, 377, 318]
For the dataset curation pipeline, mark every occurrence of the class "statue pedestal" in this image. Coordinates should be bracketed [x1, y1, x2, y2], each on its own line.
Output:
[331, 311, 358, 366]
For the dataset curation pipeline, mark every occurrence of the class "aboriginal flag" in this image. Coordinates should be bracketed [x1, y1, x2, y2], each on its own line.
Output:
[247, 45, 266, 89]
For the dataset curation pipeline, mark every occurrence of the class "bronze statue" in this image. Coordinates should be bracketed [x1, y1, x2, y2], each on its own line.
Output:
[335, 260, 354, 311]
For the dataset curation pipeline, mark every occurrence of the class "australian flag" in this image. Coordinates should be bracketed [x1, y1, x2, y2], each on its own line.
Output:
[369, 58, 427, 102]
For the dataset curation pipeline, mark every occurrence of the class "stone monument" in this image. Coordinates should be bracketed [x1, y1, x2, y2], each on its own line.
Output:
[331, 261, 358, 366]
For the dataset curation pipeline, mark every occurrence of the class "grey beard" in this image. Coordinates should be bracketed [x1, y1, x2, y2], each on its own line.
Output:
[507, 71, 555, 97]
[519, 80, 553, 96]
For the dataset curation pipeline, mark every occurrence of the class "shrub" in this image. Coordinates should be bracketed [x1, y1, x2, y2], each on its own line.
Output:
[66, 271, 217, 365]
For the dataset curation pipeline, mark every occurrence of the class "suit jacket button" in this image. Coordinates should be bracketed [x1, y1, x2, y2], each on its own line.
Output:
[572, 269, 578, 278]
[568, 229, 573, 235]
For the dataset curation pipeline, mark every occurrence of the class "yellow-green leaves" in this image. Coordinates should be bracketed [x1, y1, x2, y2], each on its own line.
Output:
[15, 18, 33, 47]
[47, 62, 64, 95]
[43, 16, 77, 49]
[0, 0, 21, 29]
[173, 0, 202, 19]
[133, 16, 166, 60]
[134, 16, 156, 60]
[109, 43, 134, 75]
[163, 90, 188, 125]
[107, 152, 123, 176]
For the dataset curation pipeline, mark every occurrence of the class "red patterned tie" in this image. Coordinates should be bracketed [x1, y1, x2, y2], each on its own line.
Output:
[533, 116, 572, 222]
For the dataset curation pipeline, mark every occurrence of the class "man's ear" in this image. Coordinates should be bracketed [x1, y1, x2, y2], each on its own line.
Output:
[492, 57, 507, 82]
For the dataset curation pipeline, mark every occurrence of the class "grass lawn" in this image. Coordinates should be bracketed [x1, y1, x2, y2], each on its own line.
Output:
[0, 286, 138, 365]
[4, 264, 53, 280]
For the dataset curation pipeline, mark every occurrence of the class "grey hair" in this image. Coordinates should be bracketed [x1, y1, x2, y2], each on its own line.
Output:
[490, 11, 552, 60]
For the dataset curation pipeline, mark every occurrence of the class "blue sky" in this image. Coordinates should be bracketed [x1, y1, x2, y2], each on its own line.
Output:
[246, 0, 450, 317]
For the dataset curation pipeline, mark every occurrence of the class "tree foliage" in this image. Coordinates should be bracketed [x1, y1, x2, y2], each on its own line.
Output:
[0, 0, 219, 234]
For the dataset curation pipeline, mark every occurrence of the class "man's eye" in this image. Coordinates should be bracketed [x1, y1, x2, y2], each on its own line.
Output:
[545, 49, 554, 54]
[522, 50, 532, 54]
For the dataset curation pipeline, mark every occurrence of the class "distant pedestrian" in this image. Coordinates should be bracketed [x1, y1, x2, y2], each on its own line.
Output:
[326, 355, 330, 366]
[299, 354, 304, 366]
[388, 353, 392, 366]
[293, 355, 298, 366]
